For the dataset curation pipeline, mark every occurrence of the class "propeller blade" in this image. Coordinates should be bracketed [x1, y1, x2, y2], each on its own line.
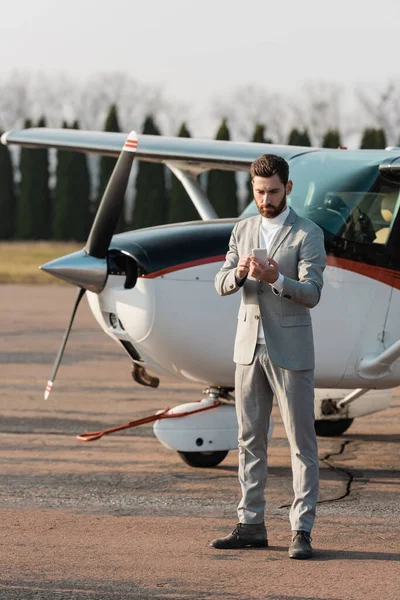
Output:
[44, 287, 86, 400]
[85, 131, 137, 259]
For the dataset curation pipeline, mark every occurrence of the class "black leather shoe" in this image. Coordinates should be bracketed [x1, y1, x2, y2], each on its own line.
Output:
[210, 523, 268, 549]
[288, 530, 313, 559]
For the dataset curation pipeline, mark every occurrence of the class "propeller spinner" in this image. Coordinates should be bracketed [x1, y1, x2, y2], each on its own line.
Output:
[42, 131, 138, 399]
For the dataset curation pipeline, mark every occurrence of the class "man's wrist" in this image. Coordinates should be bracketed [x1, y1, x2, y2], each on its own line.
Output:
[235, 272, 247, 287]
[270, 272, 284, 292]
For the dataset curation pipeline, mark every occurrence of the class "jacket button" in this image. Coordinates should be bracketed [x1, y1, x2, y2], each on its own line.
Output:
[230, 284, 234, 289]
[255, 315, 260, 320]
[258, 289, 263, 295]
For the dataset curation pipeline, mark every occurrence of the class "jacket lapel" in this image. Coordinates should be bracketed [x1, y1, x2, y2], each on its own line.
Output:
[268, 208, 297, 259]
[245, 215, 261, 254]
[250, 215, 261, 252]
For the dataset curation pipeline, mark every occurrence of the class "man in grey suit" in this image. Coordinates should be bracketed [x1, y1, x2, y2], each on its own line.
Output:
[211, 154, 326, 559]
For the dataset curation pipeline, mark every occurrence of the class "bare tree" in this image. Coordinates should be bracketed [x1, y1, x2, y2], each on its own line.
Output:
[212, 84, 288, 142]
[288, 81, 347, 146]
[0, 71, 33, 130]
[356, 82, 400, 146]
[0, 70, 184, 134]
[76, 72, 191, 135]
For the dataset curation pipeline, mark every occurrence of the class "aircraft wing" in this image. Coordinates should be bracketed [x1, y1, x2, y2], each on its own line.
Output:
[1, 128, 319, 175]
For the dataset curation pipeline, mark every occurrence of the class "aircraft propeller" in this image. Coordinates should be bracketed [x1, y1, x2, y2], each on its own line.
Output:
[42, 131, 138, 399]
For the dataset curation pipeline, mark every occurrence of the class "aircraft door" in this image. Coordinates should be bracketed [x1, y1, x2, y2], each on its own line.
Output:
[295, 153, 400, 387]
[379, 172, 400, 379]
[341, 164, 400, 386]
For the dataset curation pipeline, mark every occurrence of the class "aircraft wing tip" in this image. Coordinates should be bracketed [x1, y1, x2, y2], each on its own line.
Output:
[0, 131, 10, 145]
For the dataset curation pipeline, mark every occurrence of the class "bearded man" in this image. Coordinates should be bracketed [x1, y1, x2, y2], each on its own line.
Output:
[212, 154, 326, 559]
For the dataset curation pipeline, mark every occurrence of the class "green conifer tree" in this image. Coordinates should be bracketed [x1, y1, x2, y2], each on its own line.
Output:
[168, 122, 199, 223]
[287, 129, 311, 146]
[375, 128, 387, 149]
[35, 116, 51, 239]
[0, 130, 16, 239]
[71, 121, 91, 240]
[17, 118, 51, 239]
[360, 128, 387, 149]
[206, 118, 238, 217]
[16, 118, 34, 239]
[132, 116, 168, 229]
[287, 129, 301, 145]
[246, 123, 272, 205]
[53, 121, 72, 240]
[97, 104, 124, 232]
[299, 130, 311, 146]
[360, 128, 374, 149]
[322, 129, 342, 148]
[53, 121, 91, 241]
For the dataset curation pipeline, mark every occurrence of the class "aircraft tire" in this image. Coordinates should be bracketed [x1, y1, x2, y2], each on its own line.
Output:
[178, 450, 229, 468]
[314, 418, 354, 437]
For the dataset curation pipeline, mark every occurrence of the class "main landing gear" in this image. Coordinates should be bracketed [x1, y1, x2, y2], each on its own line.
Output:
[314, 418, 354, 437]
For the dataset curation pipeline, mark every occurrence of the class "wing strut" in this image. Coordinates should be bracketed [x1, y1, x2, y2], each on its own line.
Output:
[336, 388, 367, 408]
[165, 162, 218, 221]
[357, 339, 400, 379]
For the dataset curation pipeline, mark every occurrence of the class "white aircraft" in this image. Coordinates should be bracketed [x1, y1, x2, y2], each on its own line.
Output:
[2, 128, 400, 467]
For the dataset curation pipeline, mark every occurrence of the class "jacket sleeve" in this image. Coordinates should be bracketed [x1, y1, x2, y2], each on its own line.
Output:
[214, 224, 246, 296]
[278, 226, 326, 308]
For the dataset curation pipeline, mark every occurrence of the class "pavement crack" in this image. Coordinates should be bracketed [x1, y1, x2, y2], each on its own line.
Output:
[279, 440, 355, 509]
[317, 440, 354, 504]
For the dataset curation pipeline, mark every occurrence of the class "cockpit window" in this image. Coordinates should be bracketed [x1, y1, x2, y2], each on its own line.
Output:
[241, 151, 400, 246]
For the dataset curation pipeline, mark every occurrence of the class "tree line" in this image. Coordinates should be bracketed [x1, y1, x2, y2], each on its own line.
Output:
[0, 103, 390, 241]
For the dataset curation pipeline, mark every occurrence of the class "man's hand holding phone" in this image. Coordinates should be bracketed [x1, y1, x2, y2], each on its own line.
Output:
[250, 248, 279, 284]
[236, 254, 252, 279]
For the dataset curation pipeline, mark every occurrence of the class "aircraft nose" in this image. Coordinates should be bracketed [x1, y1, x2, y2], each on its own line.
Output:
[40, 249, 108, 293]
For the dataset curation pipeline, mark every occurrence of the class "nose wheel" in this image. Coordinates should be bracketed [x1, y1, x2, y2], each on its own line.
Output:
[178, 450, 229, 468]
[153, 386, 236, 468]
[175, 387, 235, 468]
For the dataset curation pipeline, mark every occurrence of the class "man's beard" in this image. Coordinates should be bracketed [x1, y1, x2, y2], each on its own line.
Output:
[258, 194, 287, 218]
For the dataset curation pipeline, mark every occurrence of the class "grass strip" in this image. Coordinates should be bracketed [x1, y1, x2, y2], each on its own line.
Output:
[0, 241, 82, 284]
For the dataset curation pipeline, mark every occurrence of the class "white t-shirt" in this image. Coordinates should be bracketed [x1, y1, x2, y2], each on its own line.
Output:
[257, 206, 290, 342]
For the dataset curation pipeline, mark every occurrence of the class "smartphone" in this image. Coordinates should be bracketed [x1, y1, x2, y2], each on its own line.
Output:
[252, 248, 269, 263]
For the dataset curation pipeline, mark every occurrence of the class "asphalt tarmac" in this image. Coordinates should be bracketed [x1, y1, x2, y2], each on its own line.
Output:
[0, 285, 399, 600]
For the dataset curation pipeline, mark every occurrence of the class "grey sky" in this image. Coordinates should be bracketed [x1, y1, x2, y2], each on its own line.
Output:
[2, 0, 399, 93]
[1, 0, 399, 141]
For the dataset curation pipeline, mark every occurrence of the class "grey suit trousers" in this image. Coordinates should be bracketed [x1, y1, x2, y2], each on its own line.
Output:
[235, 344, 319, 532]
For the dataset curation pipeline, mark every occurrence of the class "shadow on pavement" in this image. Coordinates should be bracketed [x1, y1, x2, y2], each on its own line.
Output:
[345, 433, 400, 443]
[0, 580, 243, 600]
[313, 549, 400, 561]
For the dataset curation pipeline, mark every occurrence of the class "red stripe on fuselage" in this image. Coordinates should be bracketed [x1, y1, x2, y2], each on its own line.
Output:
[143, 255, 226, 278]
[326, 256, 400, 289]
[142, 254, 400, 289]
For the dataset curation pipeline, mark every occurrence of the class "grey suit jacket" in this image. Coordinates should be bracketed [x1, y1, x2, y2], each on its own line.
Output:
[215, 208, 326, 370]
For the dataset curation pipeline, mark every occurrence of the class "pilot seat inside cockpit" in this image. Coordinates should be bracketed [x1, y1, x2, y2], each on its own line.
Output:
[373, 195, 397, 244]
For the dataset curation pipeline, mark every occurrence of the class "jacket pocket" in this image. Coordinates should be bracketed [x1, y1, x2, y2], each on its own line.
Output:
[280, 314, 311, 327]
[278, 245, 296, 251]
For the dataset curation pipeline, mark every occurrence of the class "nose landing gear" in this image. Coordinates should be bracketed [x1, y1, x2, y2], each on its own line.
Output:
[154, 387, 274, 468]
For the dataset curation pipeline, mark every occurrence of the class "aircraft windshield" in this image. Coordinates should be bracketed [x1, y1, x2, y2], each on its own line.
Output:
[241, 152, 400, 246]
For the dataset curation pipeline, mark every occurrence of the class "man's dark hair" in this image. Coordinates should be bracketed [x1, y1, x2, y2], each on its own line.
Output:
[250, 154, 289, 185]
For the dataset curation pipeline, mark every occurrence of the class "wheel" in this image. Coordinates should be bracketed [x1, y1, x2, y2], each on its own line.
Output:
[178, 450, 229, 468]
[314, 418, 354, 437]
